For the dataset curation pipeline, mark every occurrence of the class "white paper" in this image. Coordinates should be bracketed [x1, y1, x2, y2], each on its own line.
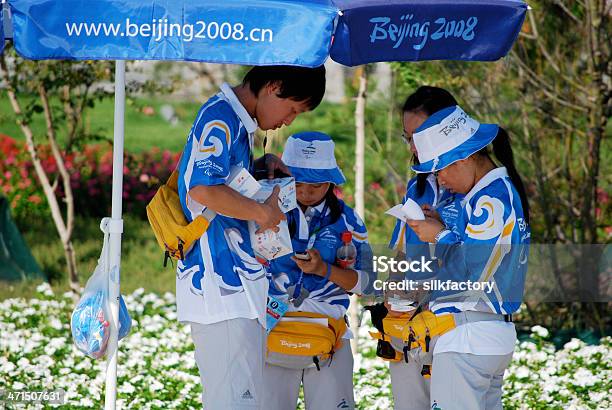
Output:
[385, 198, 425, 221]
[226, 168, 295, 261]
[254, 177, 297, 213]
[226, 166, 261, 198]
[280, 317, 328, 326]
[388, 296, 418, 312]
[248, 219, 293, 261]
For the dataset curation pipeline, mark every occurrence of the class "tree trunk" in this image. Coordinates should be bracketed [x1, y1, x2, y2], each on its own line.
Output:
[0, 55, 80, 295]
[354, 66, 367, 219]
[39, 85, 80, 295]
[350, 66, 368, 353]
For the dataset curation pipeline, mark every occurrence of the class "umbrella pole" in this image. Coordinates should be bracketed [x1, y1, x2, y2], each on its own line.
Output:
[105, 60, 126, 410]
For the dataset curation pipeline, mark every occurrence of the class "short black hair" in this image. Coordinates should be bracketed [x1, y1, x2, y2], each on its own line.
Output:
[242, 65, 326, 111]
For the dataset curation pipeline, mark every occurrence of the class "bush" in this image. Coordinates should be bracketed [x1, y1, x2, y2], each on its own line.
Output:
[0, 134, 180, 222]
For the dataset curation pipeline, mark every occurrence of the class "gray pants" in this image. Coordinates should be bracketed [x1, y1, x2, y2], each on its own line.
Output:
[263, 341, 355, 410]
[191, 318, 266, 409]
[389, 356, 430, 410]
[390, 352, 512, 410]
[430, 352, 513, 410]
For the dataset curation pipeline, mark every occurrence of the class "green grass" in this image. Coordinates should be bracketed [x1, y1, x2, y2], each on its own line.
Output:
[0, 215, 176, 300]
[0, 94, 202, 153]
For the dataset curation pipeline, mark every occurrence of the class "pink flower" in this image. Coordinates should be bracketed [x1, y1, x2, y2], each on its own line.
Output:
[139, 174, 150, 183]
[17, 180, 31, 189]
[597, 188, 609, 205]
[3, 171, 11, 179]
[28, 194, 42, 204]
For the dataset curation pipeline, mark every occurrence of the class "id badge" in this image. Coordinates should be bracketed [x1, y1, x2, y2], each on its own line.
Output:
[266, 295, 289, 334]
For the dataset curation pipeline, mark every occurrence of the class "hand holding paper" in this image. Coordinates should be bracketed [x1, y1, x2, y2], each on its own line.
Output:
[385, 198, 425, 221]
[256, 186, 286, 233]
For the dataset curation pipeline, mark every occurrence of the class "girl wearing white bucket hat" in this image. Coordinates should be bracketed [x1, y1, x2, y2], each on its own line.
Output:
[263, 131, 374, 410]
[406, 105, 530, 410]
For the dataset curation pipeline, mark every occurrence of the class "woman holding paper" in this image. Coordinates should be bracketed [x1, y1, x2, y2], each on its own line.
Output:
[406, 106, 530, 410]
[386, 86, 461, 410]
[264, 132, 374, 410]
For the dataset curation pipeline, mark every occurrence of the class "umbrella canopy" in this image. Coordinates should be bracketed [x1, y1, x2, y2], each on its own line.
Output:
[331, 0, 528, 66]
[8, 0, 527, 66]
[9, 0, 337, 65]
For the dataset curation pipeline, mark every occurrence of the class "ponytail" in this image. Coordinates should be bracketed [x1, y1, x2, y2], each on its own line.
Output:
[490, 128, 530, 224]
[416, 173, 429, 197]
[325, 184, 343, 224]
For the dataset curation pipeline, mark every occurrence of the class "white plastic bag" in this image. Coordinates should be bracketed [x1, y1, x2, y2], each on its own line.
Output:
[70, 220, 131, 359]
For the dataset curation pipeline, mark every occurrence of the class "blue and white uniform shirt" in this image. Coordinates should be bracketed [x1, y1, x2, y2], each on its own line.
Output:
[176, 83, 269, 326]
[432, 167, 530, 316]
[268, 200, 374, 320]
[389, 174, 462, 279]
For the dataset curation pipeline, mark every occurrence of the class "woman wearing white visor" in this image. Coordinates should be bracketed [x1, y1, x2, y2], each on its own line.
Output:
[386, 86, 462, 410]
[406, 106, 530, 410]
[264, 131, 374, 410]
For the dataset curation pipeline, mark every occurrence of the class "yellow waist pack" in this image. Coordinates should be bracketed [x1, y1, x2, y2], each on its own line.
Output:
[146, 169, 216, 266]
[369, 311, 456, 361]
[370, 310, 511, 358]
[267, 311, 347, 370]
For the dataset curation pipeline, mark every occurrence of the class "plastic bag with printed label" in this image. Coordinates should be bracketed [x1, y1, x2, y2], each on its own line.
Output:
[70, 221, 131, 359]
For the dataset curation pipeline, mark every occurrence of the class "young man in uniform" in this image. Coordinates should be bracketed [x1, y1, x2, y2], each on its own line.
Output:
[176, 65, 326, 409]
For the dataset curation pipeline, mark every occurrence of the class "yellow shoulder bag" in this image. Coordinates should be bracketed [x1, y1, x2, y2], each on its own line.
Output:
[146, 169, 216, 266]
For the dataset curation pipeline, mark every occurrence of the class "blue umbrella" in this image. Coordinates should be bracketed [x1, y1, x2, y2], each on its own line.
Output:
[2, 1, 527, 408]
[331, 0, 528, 65]
[8, 0, 527, 65]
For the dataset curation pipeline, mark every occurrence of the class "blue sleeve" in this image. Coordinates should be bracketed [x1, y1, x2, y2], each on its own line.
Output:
[186, 103, 237, 189]
[388, 218, 405, 252]
[388, 180, 411, 251]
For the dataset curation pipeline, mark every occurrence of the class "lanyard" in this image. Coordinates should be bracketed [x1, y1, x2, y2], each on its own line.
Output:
[291, 202, 329, 301]
[248, 129, 254, 172]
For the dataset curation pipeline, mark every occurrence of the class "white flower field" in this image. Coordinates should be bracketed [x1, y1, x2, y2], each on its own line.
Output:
[0, 284, 609, 409]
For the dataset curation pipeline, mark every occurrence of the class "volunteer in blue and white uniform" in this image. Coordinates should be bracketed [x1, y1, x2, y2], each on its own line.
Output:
[407, 106, 531, 410]
[264, 132, 374, 410]
[176, 66, 326, 409]
[390, 87, 462, 264]
[387, 86, 463, 410]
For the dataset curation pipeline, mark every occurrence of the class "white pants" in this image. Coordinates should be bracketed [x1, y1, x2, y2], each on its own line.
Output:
[191, 318, 266, 409]
[263, 341, 355, 410]
[430, 352, 513, 410]
[390, 351, 512, 410]
[389, 356, 430, 410]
